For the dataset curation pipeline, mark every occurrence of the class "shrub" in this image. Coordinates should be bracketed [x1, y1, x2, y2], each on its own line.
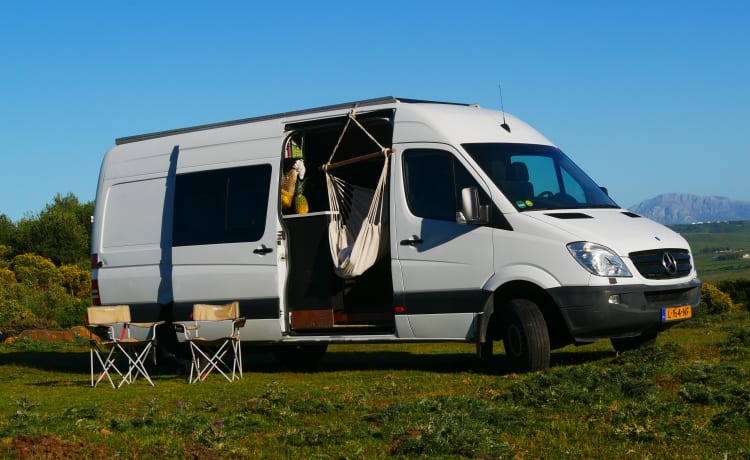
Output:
[58, 264, 91, 299]
[0, 267, 16, 287]
[0, 244, 11, 265]
[11, 253, 61, 289]
[0, 298, 39, 334]
[14, 284, 88, 329]
[716, 278, 750, 310]
[699, 284, 739, 315]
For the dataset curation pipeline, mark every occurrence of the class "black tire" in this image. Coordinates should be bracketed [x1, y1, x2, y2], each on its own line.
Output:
[273, 344, 328, 371]
[502, 299, 550, 372]
[610, 331, 657, 353]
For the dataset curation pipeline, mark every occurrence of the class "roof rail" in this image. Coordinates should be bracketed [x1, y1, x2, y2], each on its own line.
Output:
[114, 96, 468, 145]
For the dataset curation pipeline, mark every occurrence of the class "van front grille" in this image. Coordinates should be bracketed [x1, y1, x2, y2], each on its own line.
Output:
[629, 249, 692, 280]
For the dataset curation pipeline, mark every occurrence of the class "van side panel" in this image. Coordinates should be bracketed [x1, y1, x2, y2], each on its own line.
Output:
[96, 177, 165, 305]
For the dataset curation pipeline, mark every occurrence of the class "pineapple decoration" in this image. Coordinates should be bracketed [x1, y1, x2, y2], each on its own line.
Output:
[281, 138, 308, 213]
[294, 177, 309, 214]
[280, 166, 297, 209]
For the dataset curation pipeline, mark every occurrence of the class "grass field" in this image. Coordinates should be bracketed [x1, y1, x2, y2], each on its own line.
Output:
[2, 312, 750, 459]
[676, 221, 750, 283]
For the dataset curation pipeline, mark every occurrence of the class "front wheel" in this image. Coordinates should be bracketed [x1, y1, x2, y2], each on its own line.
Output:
[502, 299, 551, 372]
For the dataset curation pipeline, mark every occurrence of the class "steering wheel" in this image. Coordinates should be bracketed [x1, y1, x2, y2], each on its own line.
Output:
[537, 190, 554, 199]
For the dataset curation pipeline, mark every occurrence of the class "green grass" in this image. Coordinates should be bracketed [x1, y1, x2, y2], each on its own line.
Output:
[2, 314, 750, 458]
[676, 221, 750, 282]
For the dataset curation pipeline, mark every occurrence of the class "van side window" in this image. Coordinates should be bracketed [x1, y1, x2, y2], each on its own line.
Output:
[173, 164, 271, 246]
[403, 149, 492, 223]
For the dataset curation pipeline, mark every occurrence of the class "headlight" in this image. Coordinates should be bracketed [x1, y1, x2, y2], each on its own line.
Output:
[567, 242, 632, 277]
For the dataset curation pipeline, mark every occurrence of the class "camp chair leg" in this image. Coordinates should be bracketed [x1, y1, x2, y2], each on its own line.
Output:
[118, 344, 156, 388]
[233, 339, 242, 380]
[187, 341, 240, 383]
[90, 342, 124, 389]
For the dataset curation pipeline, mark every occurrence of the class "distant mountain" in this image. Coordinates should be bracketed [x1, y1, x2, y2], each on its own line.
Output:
[629, 193, 750, 224]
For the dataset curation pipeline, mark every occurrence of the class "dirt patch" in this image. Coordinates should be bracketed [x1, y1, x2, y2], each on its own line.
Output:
[3, 326, 92, 344]
[5, 433, 115, 459]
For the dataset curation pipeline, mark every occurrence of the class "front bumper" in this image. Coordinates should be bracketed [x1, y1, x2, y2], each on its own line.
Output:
[547, 278, 701, 340]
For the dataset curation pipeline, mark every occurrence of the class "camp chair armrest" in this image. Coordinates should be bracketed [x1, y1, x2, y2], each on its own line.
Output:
[86, 322, 118, 328]
[129, 321, 165, 328]
[234, 317, 246, 328]
[177, 319, 239, 341]
[86, 323, 121, 341]
[174, 321, 202, 341]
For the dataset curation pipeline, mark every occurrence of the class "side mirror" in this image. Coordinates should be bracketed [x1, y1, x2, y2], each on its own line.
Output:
[600, 186, 609, 196]
[457, 187, 489, 225]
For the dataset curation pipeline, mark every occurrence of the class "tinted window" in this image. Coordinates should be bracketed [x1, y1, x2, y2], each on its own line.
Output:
[403, 150, 456, 221]
[173, 164, 271, 246]
[403, 149, 496, 223]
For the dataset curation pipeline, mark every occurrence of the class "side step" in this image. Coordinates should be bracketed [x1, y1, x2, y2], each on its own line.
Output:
[290, 309, 394, 332]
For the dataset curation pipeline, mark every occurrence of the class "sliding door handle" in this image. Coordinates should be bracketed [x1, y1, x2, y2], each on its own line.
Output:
[253, 246, 273, 255]
[400, 237, 424, 246]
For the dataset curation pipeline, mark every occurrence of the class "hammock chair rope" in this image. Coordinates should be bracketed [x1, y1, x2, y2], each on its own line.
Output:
[324, 110, 391, 279]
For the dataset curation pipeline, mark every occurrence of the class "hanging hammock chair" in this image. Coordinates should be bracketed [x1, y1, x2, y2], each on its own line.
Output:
[324, 110, 392, 279]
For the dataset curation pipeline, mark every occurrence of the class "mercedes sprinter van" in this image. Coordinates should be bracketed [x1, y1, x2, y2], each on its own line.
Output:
[91, 97, 701, 371]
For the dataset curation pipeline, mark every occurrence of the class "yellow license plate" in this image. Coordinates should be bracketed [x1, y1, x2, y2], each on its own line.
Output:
[662, 306, 692, 322]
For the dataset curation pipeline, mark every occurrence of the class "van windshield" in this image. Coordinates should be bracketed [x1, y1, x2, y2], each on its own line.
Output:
[463, 143, 618, 211]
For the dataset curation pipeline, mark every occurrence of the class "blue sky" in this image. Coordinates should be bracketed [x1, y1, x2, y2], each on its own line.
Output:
[1, 1, 748, 221]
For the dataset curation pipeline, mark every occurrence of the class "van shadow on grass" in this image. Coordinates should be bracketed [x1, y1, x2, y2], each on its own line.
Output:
[245, 347, 616, 375]
[1, 349, 186, 387]
[1, 346, 616, 382]
[1, 351, 89, 374]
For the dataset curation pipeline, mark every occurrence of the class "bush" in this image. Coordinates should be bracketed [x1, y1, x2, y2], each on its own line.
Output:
[0, 267, 16, 287]
[58, 264, 91, 299]
[12, 285, 87, 329]
[0, 298, 39, 334]
[0, 244, 12, 265]
[11, 254, 62, 289]
[716, 279, 750, 310]
[1, 254, 91, 331]
[699, 284, 739, 315]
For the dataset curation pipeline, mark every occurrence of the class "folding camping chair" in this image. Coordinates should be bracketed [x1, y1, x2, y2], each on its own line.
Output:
[174, 301, 245, 383]
[86, 305, 164, 388]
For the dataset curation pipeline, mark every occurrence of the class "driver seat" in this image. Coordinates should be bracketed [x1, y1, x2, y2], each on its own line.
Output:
[501, 161, 534, 203]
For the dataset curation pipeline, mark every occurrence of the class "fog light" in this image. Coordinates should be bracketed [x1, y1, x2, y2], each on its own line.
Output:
[608, 294, 620, 304]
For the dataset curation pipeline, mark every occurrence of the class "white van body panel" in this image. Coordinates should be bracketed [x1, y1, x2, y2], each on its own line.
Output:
[393, 103, 553, 146]
[527, 210, 689, 254]
[406, 313, 478, 340]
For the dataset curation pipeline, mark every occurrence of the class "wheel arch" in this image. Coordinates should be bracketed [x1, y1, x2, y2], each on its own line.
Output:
[480, 280, 572, 350]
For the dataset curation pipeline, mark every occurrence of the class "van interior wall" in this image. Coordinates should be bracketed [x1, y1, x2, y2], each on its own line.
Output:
[284, 118, 394, 330]
[290, 119, 393, 214]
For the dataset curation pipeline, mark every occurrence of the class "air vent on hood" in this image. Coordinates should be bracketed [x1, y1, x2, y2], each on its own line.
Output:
[545, 213, 593, 219]
[622, 211, 641, 218]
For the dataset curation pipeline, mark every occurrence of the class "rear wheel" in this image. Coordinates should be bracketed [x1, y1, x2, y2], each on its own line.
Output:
[610, 331, 657, 353]
[502, 299, 550, 372]
[273, 344, 328, 371]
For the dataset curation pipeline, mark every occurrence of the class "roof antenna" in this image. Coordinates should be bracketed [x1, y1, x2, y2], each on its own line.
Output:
[498, 83, 511, 133]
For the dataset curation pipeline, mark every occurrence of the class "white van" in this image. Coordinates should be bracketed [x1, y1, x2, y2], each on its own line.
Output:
[91, 97, 701, 371]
